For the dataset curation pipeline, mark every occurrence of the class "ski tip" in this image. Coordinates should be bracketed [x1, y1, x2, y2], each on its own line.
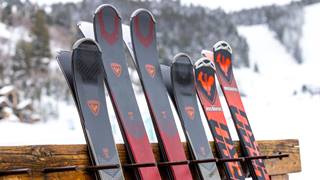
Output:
[173, 53, 192, 65]
[213, 41, 232, 54]
[72, 38, 101, 52]
[130, 8, 156, 23]
[201, 49, 213, 57]
[194, 57, 216, 71]
[77, 21, 91, 28]
[94, 4, 121, 19]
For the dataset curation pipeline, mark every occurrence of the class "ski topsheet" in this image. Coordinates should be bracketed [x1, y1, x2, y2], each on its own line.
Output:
[171, 54, 221, 179]
[209, 41, 269, 180]
[130, 9, 193, 179]
[72, 38, 124, 180]
[93, 5, 161, 179]
[194, 57, 245, 179]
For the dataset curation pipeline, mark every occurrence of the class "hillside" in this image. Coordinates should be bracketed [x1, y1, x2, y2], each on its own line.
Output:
[0, 0, 319, 179]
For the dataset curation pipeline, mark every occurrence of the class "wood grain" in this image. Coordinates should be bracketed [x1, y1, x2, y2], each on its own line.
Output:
[0, 139, 301, 179]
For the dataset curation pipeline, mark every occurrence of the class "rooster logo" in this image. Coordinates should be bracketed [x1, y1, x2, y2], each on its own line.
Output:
[111, 63, 122, 77]
[184, 106, 195, 120]
[145, 64, 156, 78]
[197, 70, 216, 102]
[215, 52, 232, 82]
[87, 100, 100, 116]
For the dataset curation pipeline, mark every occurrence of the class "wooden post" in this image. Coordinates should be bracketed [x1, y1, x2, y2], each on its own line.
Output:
[0, 139, 301, 179]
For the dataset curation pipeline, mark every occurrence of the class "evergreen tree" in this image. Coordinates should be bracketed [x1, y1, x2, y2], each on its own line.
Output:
[31, 9, 51, 60]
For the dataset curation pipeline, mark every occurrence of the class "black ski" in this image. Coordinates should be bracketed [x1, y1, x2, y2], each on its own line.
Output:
[171, 53, 221, 179]
[57, 50, 101, 180]
[72, 38, 124, 180]
[130, 9, 193, 179]
[93, 5, 161, 179]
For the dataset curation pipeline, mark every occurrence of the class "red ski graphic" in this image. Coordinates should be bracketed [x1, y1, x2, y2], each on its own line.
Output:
[145, 64, 156, 78]
[184, 106, 195, 120]
[87, 100, 100, 116]
[97, 7, 119, 45]
[111, 63, 122, 77]
[210, 41, 270, 180]
[133, 15, 154, 47]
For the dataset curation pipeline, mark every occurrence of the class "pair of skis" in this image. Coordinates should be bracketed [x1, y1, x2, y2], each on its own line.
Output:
[195, 41, 270, 180]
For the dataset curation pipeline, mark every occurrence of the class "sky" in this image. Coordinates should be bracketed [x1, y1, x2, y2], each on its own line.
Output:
[30, 0, 297, 12]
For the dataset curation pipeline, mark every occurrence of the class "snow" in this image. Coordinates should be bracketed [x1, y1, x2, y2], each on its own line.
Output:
[0, 22, 11, 40]
[181, 0, 299, 12]
[16, 99, 32, 110]
[234, 3, 320, 178]
[0, 85, 15, 95]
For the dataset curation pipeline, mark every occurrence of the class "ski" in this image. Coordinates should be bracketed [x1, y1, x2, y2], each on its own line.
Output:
[208, 41, 269, 180]
[93, 5, 161, 179]
[72, 38, 124, 180]
[171, 53, 221, 179]
[130, 9, 193, 179]
[194, 57, 245, 179]
[57, 50, 103, 180]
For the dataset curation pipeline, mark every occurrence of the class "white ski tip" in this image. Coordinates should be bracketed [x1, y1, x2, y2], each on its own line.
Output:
[72, 38, 101, 52]
[173, 53, 192, 64]
[77, 21, 95, 39]
[213, 41, 232, 54]
[194, 57, 216, 70]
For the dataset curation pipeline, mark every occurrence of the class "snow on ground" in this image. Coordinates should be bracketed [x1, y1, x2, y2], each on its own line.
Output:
[181, 0, 298, 12]
[235, 3, 320, 178]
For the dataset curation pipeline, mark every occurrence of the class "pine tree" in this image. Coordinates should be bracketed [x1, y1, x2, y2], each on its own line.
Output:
[31, 9, 51, 60]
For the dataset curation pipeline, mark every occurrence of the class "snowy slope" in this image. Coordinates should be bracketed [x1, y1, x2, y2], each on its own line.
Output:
[234, 3, 320, 179]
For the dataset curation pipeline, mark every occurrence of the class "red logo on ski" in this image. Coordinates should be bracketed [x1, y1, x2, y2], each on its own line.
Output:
[87, 100, 100, 116]
[102, 147, 110, 159]
[215, 52, 232, 83]
[184, 106, 195, 120]
[145, 64, 156, 78]
[111, 63, 122, 77]
[197, 71, 215, 101]
[128, 111, 134, 120]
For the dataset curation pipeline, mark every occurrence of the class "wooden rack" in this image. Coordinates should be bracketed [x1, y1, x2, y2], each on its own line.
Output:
[0, 139, 301, 180]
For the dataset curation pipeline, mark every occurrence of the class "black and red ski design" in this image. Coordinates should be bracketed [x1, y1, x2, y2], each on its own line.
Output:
[72, 38, 124, 180]
[205, 41, 269, 180]
[93, 5, 161, 180]
[171, 54, 221, 179]
[194, 57, 245, 180]
[130, 9, 193, 179]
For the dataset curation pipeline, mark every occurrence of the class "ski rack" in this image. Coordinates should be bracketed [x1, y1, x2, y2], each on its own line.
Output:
[0, 168, 31, 176]
[0, 153, 289, 175]
[0, 140, 301, 179]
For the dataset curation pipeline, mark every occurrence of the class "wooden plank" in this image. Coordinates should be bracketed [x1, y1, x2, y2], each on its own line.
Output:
[271, 174, 289, 180]
[0, 139, 301, 179]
